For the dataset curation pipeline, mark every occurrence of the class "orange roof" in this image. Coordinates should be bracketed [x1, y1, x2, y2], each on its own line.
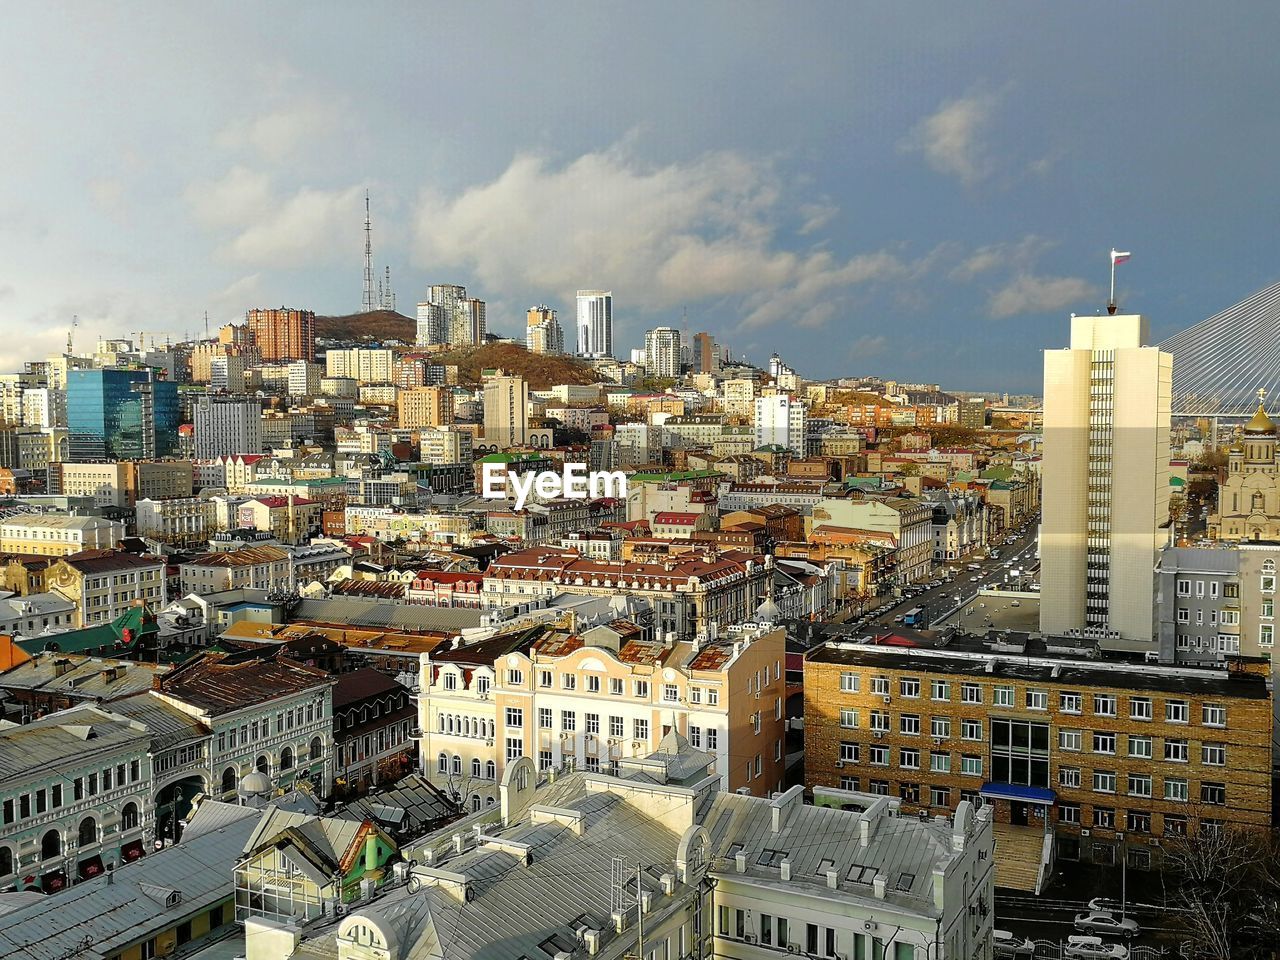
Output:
[0, 636, 32, 671]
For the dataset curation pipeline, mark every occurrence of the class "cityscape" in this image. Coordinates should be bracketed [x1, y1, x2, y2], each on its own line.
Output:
[1, 5, 1278, 960]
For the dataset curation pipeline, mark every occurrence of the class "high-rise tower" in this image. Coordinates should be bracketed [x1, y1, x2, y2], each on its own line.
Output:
[576, 290, 613, 358]
[361, 192, 376, 313]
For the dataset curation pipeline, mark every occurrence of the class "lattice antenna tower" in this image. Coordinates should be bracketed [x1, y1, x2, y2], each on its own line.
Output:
[362, 191, 376, 313]
[383, 265, 396, 311]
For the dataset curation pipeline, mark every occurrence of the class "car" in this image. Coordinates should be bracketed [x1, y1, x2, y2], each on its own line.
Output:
[970, 575, 980, 582]
[1087, 897, 1122, 913]
[1064, 936, 1129, 959]
[993, 930, 1035, 959]
[1073, 912, 1140, 938]
[1010, 599, 1021, 607]
[893, 615, 905, 624]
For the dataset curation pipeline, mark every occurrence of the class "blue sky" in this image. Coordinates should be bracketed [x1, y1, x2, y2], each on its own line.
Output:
[1, 3, 1277, 391]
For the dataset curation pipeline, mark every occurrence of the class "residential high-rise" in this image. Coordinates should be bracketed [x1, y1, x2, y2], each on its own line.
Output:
[416, 285, 481, 347]
[753, 394, 807, 457]
[415, 300, 448, 346]
[193, 395, 264, 460]
[692, 331, 719, 374]
[66, 368, 179, 462]
[287, 360, 321, 398]
[324, 348, 394, 384]
[398, 386, 453, 429]
[525, 305, 564, 355]
[575, 290, 613, 358]
[451, 297, 486, 347]
[209, 354, 246, 394]
[483, 375, 529, 448]
[1040, 313, 1172, 648]
[245, 307, 315, 362]
[643, 326, 682, 378]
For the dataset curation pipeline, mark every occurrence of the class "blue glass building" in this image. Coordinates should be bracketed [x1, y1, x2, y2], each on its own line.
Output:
[66, 368, 180, 461]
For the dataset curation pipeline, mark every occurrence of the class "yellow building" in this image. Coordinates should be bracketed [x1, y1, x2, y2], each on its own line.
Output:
[398, 386, 453, 429]
[48, 549, 167, 626]
[0, 515, 126, 557]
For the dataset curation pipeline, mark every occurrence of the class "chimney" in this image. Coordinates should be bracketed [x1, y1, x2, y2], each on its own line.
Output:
[873, 874, 887, 899]
[780, 860, 791, 881]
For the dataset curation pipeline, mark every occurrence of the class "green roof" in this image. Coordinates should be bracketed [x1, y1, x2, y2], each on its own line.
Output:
[979, 466, 1014, 481]
[248, 476, 347, 487]
[18, 604, 159, 656]
[628, 469, 721, 484]
[478, 452, 549, 464]
[1169, 476, 1186, 487]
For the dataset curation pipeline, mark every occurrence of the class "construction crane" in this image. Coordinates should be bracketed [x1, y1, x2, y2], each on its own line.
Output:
[66, 315, 79, 355]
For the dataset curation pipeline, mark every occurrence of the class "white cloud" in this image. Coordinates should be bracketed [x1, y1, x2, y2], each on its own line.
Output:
[848, 334, 889, 358]
[217, 98, 347, 163]
[951, 234, 1053, 281]
[798, 202, 838, 235]
[185, 166, 274, 229]
[989, 273, 1095, 318]
[413, 146, 904, 333]
[903, 93, 997, 186]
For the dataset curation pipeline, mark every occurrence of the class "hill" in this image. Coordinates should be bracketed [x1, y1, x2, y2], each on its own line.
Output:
[434, 343, 604, 390]
[316, 310, 415, 343]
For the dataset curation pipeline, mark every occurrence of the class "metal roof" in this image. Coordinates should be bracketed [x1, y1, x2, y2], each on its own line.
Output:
[293, 597, 483, 634]
[0, 705, 149, 782]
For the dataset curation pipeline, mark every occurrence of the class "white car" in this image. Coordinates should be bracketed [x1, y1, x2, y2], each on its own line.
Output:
[1074, 911, 1140, 938]
[993, 929, 1035, 958]
[1064, 936, 1128, 959]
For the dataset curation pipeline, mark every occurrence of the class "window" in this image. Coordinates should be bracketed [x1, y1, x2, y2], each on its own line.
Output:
[1093, 694, 1117, 716]
[1165, 814, 1188, 836]
[900, 678, 920, 698]
[1203, 703, 1227, 727]
[930, 751, 951, 773]
[1092, 732, 1116, 754]
[1164, 778, 1189, 802]
[633, 680, 649, 698]
[505, 737, 523, 761]
[1177, 608, 1190, 624]
[585, 713, 600, 735]
[869, 745, 889, 766]
[900, 782, 920, 803]
[1026, 689, 1048, 710]
[1177, 578, 1191, 596]
[840, 671, 860, 692]
[1059, 767, 1081, 788]
[633, 718, 649, 740]
[539, 750, 553, 771]
[930, 717, 950, 738]
[900, 748, 920, 769]
[476, 676, 491, 696]
[900, 714, 921, 736]
[609, 677, 624, 696]
[561, 674, 576, 691]
[538, 708, 553, 729]
[994, 686, 1014, 707]
[1128, 773, 1152, 797]
[1127, 810, 1152, 833]
[1059, 804, 1080, 825]
[1130, 697, 1152, 721]
[1201, 782, 1226, 805]
[1094, 807, 1115, 829]
[1093, 770, 1117, 793]
[961, 719, 982, 741]
[610, 715, 624, 738]
[840, 709, 859, 728]
[1059, 729, 1082, 751]
[840, 742, 859, 762]
[1166, 700, 1189, 723]
[961, 755, 983, 777]
[872, 676, 890, 696]
[1262, 624, 1275, 647]
[1203, 743, 1226, 766]
[561, 710, 577, 732]
[505, 707, 524, 728]
[931, 679, 950, 701]
[1060, 692, 1082, 713]
[1128, 735, 1153, 759]
[870, 710, 890, 733]
[1165, 739, 1189, 762]
[586, 675, 601, 694]
[442, 672, 458, 691]
[507, 668, 524, 686]
[663, 684, 679, 703]
[961, 683, 982, 704]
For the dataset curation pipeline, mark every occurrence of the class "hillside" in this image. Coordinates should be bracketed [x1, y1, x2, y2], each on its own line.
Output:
[316, 310, 415, 343]
[434, 342, 604, 390]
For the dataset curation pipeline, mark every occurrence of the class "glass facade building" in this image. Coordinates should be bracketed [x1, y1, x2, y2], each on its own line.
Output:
[67, 368, 179, 461]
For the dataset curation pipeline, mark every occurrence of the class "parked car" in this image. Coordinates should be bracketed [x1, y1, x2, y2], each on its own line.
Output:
[1073, 912, 1140, 938]
[993, 930, 1035, 958]
[1064, 936, 1129, 959]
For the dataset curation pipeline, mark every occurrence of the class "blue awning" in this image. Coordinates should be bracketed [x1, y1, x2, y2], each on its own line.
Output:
[980, 782, 1056, 805]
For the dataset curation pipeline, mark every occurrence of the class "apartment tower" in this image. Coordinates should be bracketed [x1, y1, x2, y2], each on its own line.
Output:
[576, 290, 613, 358]
[245, 307, 315, 362]
[1040, 313, 1172, 648]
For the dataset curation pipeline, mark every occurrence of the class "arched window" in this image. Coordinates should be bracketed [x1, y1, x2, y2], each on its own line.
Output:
[437, 752, 449, 774]
[40, 830, 60, 860]
[451, 755, 462, 776]
[310, 736, 324, 761]
[280, 747, 295, 770]
[78, 817, 97, 847]
[485, 760, 496, 780]
[471, 794, 482, 812]
[256, 755, 269, 774]
[471, 758, 482, 778]
[0, 846, 13, 877]
[438, 715, 446, 733]
[121, 803, 139, 831]
[222, 767, 238, 795]
[1265, 559, 1276, 573]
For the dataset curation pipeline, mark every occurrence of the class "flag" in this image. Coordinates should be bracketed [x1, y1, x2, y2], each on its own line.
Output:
[1111, 249, 1132, 266]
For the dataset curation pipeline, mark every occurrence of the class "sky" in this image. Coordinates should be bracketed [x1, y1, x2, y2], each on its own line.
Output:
[1, 3, 1278, 393]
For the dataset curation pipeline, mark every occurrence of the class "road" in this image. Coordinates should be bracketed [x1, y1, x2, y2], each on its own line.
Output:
[996, 891, 1187, 954]
[849, 516, 1042, 632]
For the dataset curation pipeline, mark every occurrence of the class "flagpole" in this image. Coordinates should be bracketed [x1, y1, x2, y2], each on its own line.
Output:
[1108, 249, 1117, 315]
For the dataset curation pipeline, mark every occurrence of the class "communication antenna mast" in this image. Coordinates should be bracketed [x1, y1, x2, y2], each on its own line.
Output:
[609, 856, 633, 916]
[383, 265, 396, 311]
[362, 191, 376, 313]
[67, 315, 79, 355]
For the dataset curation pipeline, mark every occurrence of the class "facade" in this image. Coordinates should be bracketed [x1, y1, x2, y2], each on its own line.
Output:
[193, 395, 263, 459]
[66, 367, 179, 461]
[48, 549, 166, 626]
[643, 326, 682, 378]
[178, 545, 293, 595]
[805, 633, 1272, 878]
[1212, 400, 1280, 540]
[415, 299, 449, 346]
[332, 668, 417, 795]
[420, 622, 786, 808]
[398, 386, 453, 429]
[136, 495, 217, 546]
[0, 515, 126, 558]
[0, 704, 153, 894]
[0, 591, 77, 639]
[754, 394, 807, 457]
[482, 375, 529, 448]
[928, 490, 988, 562]
[576, 289, 613, 357]
[1040, 313, 1172, 648]
[419, 425, 473, 465]
[324, 348, 394, 384]
[449, 297, 486, 347]
[810, 495, 935, 584]
[49, 460, 194, 508]
[246, 307, 316, 362]
[525, 304, 564, 355]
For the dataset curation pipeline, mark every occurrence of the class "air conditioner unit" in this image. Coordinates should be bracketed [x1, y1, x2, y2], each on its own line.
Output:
[932, 735, 944, 743]
[787, 946, 800, 955]
[1080, 828, 1091, 837]
[744, 934, 756, 944]
[1149, 837, 1160, 847]
[873, 730, 884, 738]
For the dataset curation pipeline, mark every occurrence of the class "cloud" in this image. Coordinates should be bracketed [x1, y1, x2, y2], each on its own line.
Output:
[413, 146, 905, 334]
[217, 98, 348, 163]
[848, 334, 889, 358]
[951, 234, 1054, 281]
[798, 202, 838, 235]
[185, 166, 274, 229]
[88, 178, 126, 217]
[989, 273, 1095, 318]
[903, 93, 997, 185]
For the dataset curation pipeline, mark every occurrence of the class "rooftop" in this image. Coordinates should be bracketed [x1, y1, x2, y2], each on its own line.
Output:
[0, 704, 151, 782]
[155, 651, 331, 716]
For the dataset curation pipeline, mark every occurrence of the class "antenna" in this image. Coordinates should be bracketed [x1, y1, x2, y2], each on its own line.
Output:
[383, 265, 395, 311]
[67, 315, 78, 355]
[362, 191, 376, 313]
